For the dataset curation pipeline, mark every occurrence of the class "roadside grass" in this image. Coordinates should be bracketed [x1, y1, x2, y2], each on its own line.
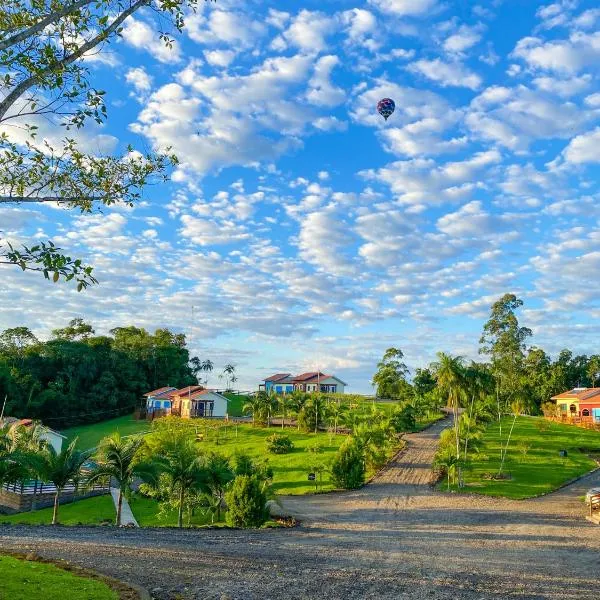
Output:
[0, 554, 118, 600]
[0, 495, 115, 526]
[63, 415, 149, 450]
[452, 416, 600, 499]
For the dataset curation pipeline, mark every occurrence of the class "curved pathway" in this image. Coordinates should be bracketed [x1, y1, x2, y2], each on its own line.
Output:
[2, 417, 599, 600]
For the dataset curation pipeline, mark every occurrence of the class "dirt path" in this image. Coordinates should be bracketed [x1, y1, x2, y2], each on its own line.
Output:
[2, 416, 599, 599]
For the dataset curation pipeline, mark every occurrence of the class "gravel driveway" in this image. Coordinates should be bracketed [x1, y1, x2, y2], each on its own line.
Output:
[2, 416, 599, 600]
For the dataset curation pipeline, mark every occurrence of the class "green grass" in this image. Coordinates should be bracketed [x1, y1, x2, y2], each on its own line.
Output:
[129, 494, 223, 527]
[223, 392, 249, 417]
[170, 423, 348, 494]
[63, 415, 150, 450]
[452, 416, 600, 499]
[0, 555, 117, 600]
[0, 495, 115, 525]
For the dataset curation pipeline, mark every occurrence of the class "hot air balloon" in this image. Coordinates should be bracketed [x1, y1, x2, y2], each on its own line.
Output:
[377, 98, 395, 121]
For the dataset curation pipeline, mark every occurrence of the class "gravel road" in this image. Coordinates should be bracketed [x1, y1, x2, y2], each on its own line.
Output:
[2, 416, 599, 600]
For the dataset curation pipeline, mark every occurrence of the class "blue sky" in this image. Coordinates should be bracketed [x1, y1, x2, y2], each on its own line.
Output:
[2, 0, 600, 392]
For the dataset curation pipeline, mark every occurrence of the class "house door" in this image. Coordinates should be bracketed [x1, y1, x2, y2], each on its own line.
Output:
[593, 408, 600, 423]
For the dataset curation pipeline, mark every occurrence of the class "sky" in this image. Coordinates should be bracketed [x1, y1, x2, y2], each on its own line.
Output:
[1, 0, 600, 393]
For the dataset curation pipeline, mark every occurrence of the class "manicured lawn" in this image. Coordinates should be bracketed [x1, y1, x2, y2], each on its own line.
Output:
[63, 415, 150, 450]
[0, 495, 115, 526]
[164, 423, 349, 494]
[0, 554, 117, 600]
[453, 416, 600, 499]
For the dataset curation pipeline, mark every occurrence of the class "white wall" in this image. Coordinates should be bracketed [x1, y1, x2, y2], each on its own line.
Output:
[41, 430, 64, 454]
[205, 392, 228, 417]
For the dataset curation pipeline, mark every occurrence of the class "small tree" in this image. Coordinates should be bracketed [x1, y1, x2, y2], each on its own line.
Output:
[331, 438, 365, 490]
[265, 433, 294, 454]
[88, 433, 154, 527]
[225, 475, 270, 528]
[35, 438, 91, 525]
[202, 453, 234, 523]
[390, 403, 416, 433]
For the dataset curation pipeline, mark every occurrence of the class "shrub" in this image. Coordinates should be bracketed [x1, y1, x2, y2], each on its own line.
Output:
[330, 438, 365, 490]
[225, 475, 270, 528]
[265, 434, 294, 454]
[390, 404, 416, 433]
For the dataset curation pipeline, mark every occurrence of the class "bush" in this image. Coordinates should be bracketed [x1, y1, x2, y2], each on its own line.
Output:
[265, 434, 294, 454]
[330, 438, 365, 490]
[225, 475, 270, 528]
[390, 404, 416, 433]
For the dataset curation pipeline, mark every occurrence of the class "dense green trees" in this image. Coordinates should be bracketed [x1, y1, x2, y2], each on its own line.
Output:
[0, 320, 197, 427]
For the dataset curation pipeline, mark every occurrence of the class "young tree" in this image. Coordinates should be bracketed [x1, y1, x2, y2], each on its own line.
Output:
[88, 433, 154, 527]
[225, 474, 270, 528]
[34, 438, 91, 525]
[202, 453, 234, 523]
[331, 437, 365, 490]
[0, 1, 215, 286]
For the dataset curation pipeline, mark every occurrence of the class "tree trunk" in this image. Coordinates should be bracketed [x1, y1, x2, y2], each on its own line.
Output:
[498, 413, 518, 477]
[178, 485, 185, 528]
[52, 489, 61, 525]
[116, 488, 123, 526]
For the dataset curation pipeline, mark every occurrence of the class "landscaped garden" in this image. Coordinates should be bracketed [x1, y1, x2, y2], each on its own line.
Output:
[445, 416, 600, 499]
[0, 554, 118, 600]
[64, 415, 150, 450]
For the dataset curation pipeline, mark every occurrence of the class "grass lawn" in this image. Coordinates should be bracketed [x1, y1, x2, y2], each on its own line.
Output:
[63, 415, 150, 450]
[452, 416, 600, 499]
[0, 554, 117, 600]
[0, 495, 115, 526]
[172, 423, 349, 494]
[129, 494, 222, 527]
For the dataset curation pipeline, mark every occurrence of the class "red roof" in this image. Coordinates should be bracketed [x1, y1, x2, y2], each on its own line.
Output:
[167, 385, 205, 398]
[552, 388, 600, 401]
[264, 373, 292, 383]
[292, 372, 330, 383]
[143, 386, 177, 398]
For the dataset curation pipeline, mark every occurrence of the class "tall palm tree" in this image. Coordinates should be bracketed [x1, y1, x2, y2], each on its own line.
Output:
[289, 391, 308, 431]
[202, 453, 234, 522]
[0, 425, 31, 488]
[434, 352, 466, 460]
[262, 391, 278, 427]
[88, 433, 155, 527]
[278, 394, 292, 429]
[35, 439, 91, 525]
[223, 364, 235, 390]
[328, 400, 347, 435]
[202, 359, 214, 386]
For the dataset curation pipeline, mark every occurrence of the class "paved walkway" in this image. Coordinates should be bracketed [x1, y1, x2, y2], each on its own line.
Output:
[110, 487, 138, 527]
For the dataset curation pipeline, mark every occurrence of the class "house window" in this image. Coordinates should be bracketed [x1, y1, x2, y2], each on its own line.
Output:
[583, 409, 590, 417]
[559, 403, 567, 413]
[569, 404, 577, 414]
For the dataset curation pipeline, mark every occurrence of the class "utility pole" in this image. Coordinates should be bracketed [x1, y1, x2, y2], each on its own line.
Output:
[0, 395, 7, 420]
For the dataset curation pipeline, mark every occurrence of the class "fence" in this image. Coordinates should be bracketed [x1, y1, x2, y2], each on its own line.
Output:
[0, 478, 110, 513]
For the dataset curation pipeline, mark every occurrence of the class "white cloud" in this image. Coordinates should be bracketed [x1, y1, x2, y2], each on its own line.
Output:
[444, 24, 483, 53]
[306, 55, 346, 107]
[533, 74, 592, 97]
[512, 32, 600, 73]
[203, 50, 236, 67]
[368, 0, 439, 17]
[407, 58, 482, 90]
[278, 10, 338, 52]
[574, 8, 600, 29]
[125, 67, 153, 94]
[436, 201, 507, 236]
[121, 18, 181, 63]
[186, 8, 267, 48]
[562, 127, 600, 164]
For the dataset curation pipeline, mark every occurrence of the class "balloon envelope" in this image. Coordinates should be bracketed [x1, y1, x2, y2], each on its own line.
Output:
[377, 98, 395, 121]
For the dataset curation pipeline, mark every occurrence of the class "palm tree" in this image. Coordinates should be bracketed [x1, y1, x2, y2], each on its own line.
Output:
[328, 400, 347, 435]
[202, 453, 234, 522]
[289, 391, 308, 431]
[157, 435, 207, 528]
[0, 425, 32, 488]
[278, 394, 291, 429]
[434, 352, 466, 460]
[202, 359, 214, 386]
[88, 433, 154, 527]
[262, 391, 278, 427]
[223, 364, 235, 391]
[243, 393, 266, 426]
[35, 439, 91, 525]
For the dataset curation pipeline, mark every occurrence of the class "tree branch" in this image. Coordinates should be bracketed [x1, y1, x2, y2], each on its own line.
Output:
[0, 0, 149, 122]
[0, 0, 96, 52]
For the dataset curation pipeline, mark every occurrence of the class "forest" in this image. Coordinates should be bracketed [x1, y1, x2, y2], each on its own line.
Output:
[0, 319, 196, 427]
